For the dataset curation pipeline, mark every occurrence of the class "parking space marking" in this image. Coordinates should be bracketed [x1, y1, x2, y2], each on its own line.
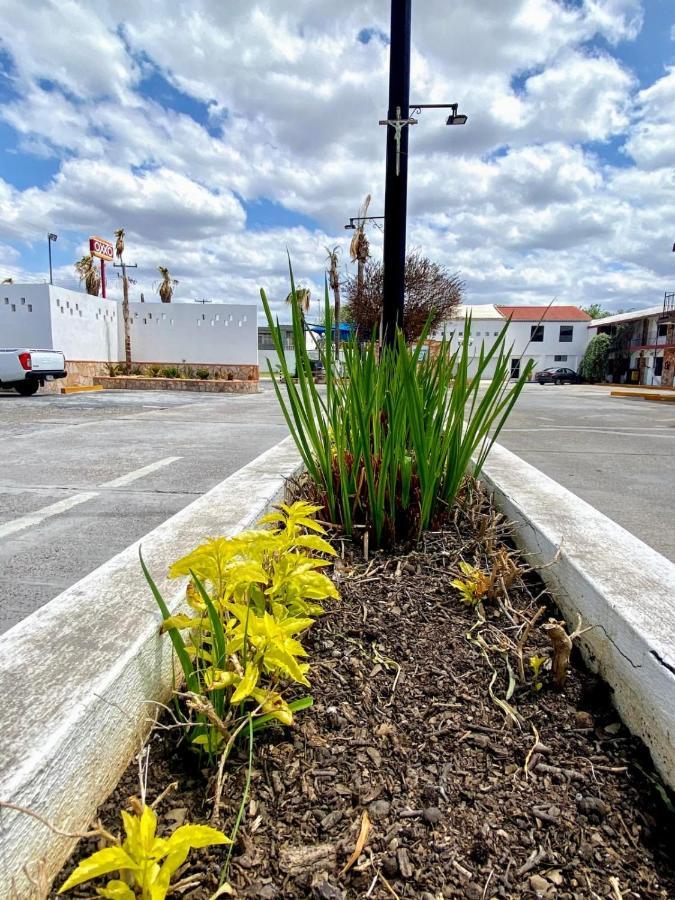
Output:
[100, 456, 182, 488]
[0, 457, 182, 538]
[0, 492, 99, 539]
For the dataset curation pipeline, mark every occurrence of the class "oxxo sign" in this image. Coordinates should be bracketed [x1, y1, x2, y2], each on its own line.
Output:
[89, 236, 114, 262]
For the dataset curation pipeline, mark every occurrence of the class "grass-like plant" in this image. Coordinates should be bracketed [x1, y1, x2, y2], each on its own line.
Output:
[261, 266, 533, 548]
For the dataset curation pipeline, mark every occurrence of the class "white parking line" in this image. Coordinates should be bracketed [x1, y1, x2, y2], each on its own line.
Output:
[0, 492, 99, 539]
[100, 456, 182, 488]
[0, 457, 182, 538]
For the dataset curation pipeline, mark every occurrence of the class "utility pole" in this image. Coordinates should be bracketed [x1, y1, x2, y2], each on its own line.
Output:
[113, 259, 137, 373]
[380, 0, 413, 347]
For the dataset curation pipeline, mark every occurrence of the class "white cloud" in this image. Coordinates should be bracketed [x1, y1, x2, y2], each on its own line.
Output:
[0, 0, 671, 317]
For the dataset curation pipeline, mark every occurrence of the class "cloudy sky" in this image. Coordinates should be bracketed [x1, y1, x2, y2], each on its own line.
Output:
[0, 0, 673, 320]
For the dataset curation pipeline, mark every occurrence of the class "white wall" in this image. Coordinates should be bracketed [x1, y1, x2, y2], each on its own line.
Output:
[0, 285, 54, 349]
[50, 289, 120, 362]
[0, 285, 258, 366]
[126, 302, 257, 365]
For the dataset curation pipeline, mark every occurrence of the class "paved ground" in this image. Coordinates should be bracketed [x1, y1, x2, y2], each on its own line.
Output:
[2, 382, 672, 634]
[0, 388, 288, 634]
[495, 383, 675, 561]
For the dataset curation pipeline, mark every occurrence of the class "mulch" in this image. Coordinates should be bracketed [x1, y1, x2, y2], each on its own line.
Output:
[56, 484, 674, 899]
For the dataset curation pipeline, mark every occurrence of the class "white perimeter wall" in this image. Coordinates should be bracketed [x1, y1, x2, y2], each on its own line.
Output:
[0, 285, 54, 350]
[442, 316, 590, 379]
[125, 302, 257, 365]
[0, 285, 258, 366]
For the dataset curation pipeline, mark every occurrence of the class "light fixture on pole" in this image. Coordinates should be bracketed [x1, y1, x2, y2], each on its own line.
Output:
[409, 103, 468, 126]
[47, 232, 57, 285]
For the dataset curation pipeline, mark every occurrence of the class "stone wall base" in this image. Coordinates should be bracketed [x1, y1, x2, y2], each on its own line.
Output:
[93, 376, 259, 394]
[37, 361, 259, 394]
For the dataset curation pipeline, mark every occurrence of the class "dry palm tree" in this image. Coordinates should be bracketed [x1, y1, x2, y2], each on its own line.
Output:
[114, 228, 125, 261]
[75, 255, 101, 296]
[285, 286, 311, 314]
[1, 277, 13, 284]
[326, 245, 341, 360]
[350, 194, 371, 306]
[157, 266, 178, 303]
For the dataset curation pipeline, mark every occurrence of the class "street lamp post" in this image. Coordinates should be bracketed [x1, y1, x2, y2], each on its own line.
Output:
[380, 0, 412, 348]
[379, 1, 467, 347]
[47, 232, 57, 285]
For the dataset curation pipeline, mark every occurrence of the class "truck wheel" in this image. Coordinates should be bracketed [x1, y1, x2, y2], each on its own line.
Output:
[15, 381, 39, 396]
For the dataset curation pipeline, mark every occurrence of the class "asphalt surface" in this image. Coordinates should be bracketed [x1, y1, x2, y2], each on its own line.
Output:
[495, 383, 675, 561]
[0, 388, 288, 634]
[1, 383, 672, 634]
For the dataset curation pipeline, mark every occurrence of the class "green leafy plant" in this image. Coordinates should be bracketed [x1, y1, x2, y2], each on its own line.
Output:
[105, 363, 123, 377]
[58, 801, 230, 898]
[579, 333, 612, 383]
[160, 366, 181, 379]
[147, 365, 162, 378]
[142, 501, 337, 758]
[183, 366, 195, 379]
[261, 264, 534, 548]
[131, 366, 144, 376]
[195, 368, 210, 380]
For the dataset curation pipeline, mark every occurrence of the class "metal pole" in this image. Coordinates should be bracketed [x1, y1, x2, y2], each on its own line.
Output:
[381, 0, 412, 347]
[121, 260, 131, 373]
[48, 235, 53, 285]
[100, 259, 106, 298]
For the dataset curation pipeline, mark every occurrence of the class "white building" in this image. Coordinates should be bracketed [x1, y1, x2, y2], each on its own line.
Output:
[0, 284, 258, 382]
[436, 304, 591, 379]
[587, 299, 675, 386]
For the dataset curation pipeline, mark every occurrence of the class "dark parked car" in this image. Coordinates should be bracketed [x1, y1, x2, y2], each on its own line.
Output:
[535, 367, 582, 385]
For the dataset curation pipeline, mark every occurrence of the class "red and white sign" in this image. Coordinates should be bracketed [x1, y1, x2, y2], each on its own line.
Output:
[89, 236, 114, 262]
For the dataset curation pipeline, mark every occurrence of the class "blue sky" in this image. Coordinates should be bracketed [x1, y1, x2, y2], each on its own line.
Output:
[0, 1, 674, 317]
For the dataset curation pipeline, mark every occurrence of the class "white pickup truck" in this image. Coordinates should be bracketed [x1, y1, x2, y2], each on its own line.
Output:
[0, 349, 67, 395]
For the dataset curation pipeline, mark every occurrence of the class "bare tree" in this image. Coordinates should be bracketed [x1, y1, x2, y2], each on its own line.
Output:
[346, 250, 464, 342]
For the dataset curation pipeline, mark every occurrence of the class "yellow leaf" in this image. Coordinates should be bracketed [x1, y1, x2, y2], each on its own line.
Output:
[340, 810, 371, 875]
[160, 613, 196, 632]
[97, 881, 136, 899]
[230, 662, 260, 704]
[292, 534, 337, 556]
[58, 847, 138, 893]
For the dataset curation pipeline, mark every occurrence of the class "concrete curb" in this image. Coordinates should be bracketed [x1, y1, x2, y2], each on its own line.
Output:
[0, 437, 301, 898]
[478, 441, 675, 789]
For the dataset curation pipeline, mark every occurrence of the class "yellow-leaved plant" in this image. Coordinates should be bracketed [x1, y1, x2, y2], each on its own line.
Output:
[58, 802, 230, 898]
[451, 561, 491, 606]
[140, 501, 338, 759]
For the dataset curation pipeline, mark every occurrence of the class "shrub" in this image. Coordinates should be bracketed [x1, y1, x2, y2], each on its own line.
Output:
[227, 371, 234, 381]
[579, 333, 612, 383]
[184, 365, 195, 379]
[196, 368, 210, 380]
[105, 362, 123, 376]
[160, 366, 181, 379]
[131, 366, 144, 376]
[261, 269, 533, 548]
[141, 501, 338, 759]
[147, 365, 163, 378]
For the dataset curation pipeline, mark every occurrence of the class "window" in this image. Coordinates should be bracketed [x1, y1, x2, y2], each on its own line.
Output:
[658, 323, 667, 338]
[554, 355, 568, 362]
[476, 331, 481, 336]
[655, 356, 664, 376]
[530, 325, 544, 342]
[559, 325, 573, 342]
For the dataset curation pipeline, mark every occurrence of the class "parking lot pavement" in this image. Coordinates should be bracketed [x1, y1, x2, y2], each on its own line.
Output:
[0, 389, 290, 633]
[495, 383, 675, 561]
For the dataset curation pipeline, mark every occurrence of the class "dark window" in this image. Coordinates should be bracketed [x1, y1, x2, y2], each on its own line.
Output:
[530, 325, 544, 342]
[510, 358, 520, 378]
[554, 354, 568, 362]
[655, 357, 664, 376]
[559, 325, 573, 342]
[658, 323, 667, 338]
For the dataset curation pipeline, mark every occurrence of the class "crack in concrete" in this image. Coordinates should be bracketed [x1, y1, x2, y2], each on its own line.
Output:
[650, 649, 675, 677]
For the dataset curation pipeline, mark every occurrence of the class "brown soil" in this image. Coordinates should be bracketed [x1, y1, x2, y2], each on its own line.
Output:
[56, 487, 674, 899]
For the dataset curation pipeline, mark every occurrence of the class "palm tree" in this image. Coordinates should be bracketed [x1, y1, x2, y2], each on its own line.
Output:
[1, 277, 13, 284]
[285, 286, 311, 317]
[157, 266, 178, 303]
[326, 246, 341, 360]
[75, 255, 100, 296]
[350, 194, 371, 307]
[114, 228, 125, 261]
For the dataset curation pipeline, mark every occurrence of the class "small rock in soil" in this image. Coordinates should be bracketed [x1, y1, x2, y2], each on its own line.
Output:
[382, 855, 399, 878]
[368, 799, 391, 821]
[397, 847, 413, 878]
[577, 796, 610, 817]
[423, 806, 442, 826]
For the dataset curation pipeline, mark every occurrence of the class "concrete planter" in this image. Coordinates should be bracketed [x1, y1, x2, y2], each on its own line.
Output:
[0, 438, 301, 897]
[94, 375, 259, 393]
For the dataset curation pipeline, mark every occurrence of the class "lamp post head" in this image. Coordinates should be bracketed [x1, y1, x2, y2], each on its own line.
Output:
[446, 103, 467, 126]
[48, 232, 58, 242]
